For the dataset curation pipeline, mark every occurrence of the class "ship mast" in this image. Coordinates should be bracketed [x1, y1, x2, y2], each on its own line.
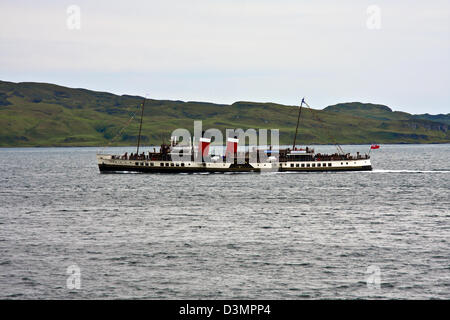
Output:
[302, 99, 345, 155]
[292, 98, 304, 150]
[136, 97, 146, 155]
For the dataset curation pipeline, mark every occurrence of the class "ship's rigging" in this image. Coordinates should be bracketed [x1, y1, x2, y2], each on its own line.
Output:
[136, 97, 146, 155]
[292, 98, 345, 155]
[106, 96, 346, 156]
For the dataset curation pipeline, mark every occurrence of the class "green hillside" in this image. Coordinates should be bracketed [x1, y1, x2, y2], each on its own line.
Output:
[0, 80, 449, 147]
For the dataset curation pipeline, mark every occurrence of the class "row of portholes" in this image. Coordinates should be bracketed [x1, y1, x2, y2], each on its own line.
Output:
[288, 163, 333, 168]
[135, 162, 188, 167]
[133, 162, 233, 167]
[131, 161, 358, 168]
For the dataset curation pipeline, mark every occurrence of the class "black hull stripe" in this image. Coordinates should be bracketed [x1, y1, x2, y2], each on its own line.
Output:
[98, 164, 372, 173]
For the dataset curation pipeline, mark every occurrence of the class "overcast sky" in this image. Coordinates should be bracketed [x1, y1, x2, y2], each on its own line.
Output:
[1, 0, 449, 114]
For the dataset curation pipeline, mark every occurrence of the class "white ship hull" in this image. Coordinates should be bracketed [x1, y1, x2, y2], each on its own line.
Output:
[97, 154, 372, 173]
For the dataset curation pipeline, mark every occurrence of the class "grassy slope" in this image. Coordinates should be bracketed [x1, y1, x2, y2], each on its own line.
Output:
[0, 80, 449, 147]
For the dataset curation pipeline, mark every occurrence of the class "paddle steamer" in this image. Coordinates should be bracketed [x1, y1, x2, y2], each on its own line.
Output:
[96, 98, 372, 173]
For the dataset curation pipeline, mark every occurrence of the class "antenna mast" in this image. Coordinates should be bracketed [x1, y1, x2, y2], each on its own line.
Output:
[292, 98, 304, 149]
[302, 99, 345, 155]
[136, 97, 146, 155]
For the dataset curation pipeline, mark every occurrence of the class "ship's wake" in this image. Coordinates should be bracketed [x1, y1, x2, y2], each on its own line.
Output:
[372, 169, 449, 173]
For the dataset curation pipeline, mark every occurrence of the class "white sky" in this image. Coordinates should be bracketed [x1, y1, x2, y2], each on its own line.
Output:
[1, 0, 449, 114]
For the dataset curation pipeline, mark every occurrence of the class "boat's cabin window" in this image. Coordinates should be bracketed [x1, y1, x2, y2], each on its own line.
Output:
[151, 163, 154, 166]
[301, 164, 305, 168]
[307, 164, 310, 167]
[328, 163, 332, 167]
[165, 163, 170, 167]
[135, 162, 139, 165]
[160, 163, 164, 166]
[312, 163, 315, 167]
[290, 163, 294, 167]
[317, 163, 321, 167]
[171, 163, 174, 167]
[296, 164, 299, 167]
[181, 163, 185, 167]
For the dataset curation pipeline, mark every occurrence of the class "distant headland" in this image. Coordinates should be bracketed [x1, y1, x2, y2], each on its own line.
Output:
[0, 80, 448, 147]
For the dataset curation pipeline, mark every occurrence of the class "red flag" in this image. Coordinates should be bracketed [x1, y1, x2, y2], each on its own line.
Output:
[371, 144, 380, 149]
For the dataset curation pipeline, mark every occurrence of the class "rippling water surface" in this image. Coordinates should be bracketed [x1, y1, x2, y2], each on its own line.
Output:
[0, 144, 449, 299]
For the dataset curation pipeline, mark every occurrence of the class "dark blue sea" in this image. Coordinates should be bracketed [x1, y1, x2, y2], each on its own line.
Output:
[0, 144, 449, 299]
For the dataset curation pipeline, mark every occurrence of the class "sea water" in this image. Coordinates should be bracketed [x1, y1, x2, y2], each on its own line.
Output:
[0, 144, 448, 299]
